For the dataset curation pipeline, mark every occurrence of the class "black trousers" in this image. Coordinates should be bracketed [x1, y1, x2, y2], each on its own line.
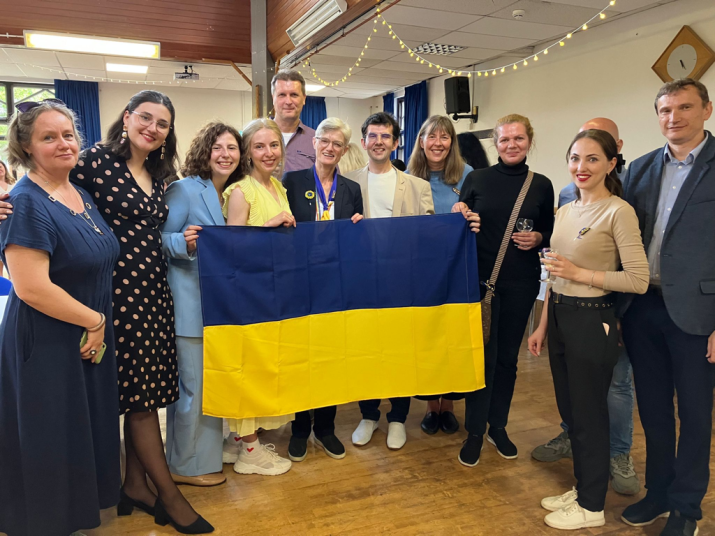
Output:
[359, 398, 410, 424]
[414, 393, 465, 402]
[622, 290, 713, 520]
[465, 280, 538, 436]
[292, 406, 337, 439]
[548, 297, 620, 512]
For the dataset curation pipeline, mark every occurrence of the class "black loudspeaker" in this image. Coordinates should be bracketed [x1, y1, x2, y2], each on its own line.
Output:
[445, 76, 471, 115]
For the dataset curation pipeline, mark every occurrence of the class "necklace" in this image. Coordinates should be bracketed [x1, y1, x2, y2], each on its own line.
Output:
[43, 178, 104, 235]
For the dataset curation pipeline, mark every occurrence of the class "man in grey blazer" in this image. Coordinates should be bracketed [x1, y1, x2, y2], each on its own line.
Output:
[619, 78, 714, 536]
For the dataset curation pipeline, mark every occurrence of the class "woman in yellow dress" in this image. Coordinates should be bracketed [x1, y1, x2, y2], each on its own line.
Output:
[221, 118, 296, 476]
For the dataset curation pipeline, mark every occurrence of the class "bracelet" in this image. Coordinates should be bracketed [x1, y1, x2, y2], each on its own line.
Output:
[588, 271, 596, 290]
[87, 313, 106, 332]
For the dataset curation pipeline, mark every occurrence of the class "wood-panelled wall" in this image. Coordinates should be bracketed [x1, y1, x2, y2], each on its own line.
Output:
[0, 0, 252, 64]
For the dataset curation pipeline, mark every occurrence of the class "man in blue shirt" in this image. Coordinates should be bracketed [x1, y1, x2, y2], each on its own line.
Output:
[619, 79, 714, 536]
[533, 118, 640, 497]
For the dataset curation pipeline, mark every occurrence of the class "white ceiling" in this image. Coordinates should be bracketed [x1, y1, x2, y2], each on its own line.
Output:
[295, 0, 680, 99]
[0, 48, 252, 91]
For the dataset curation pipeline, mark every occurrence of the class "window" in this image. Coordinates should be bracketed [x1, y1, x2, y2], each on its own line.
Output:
[0, 82, 56, 163]
[396, 96, 405, 160]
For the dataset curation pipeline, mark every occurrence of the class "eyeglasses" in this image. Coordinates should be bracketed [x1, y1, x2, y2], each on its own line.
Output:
[315, 137, 345, 150]
[365, 133, 395, 142]
[15, 98, 66, 113]
[130, 111, 172, 131]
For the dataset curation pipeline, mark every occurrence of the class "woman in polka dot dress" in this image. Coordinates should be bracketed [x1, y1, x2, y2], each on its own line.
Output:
[71, 91, 214, 534]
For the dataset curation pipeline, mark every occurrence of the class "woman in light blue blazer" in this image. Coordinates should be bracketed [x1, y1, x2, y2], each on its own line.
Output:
[161, 121, 246, 486]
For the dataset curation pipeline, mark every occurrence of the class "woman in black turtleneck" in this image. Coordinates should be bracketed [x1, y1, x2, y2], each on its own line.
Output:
[454, 114, 554, 467]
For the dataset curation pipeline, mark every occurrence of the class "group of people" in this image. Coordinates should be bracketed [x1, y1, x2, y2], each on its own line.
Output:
[0, 68, 712, 536]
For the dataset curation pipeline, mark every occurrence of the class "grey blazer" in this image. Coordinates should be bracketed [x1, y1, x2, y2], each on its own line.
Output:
[619, 131, 715, 336]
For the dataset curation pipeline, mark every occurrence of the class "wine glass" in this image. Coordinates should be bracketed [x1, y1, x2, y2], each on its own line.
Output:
[539, 248, 558, 283]
[516, 218, 534, 232]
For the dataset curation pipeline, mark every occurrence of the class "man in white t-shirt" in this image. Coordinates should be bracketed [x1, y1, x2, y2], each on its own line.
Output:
[345, 112, 435, 450]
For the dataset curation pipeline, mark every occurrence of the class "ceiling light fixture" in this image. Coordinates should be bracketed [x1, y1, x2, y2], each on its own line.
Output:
[286, 0, 348, 46]
[24, 31, 160, 58]
[413, 42, 465, 56]
[106, 63, 148, 74]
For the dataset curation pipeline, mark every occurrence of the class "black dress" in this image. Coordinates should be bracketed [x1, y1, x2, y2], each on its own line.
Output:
[0, 178, 121, 536]
[71, 146, 178, 413]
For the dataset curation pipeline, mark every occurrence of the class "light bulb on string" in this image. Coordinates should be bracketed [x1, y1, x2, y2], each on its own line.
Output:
[523, 60, 528, 66]
[544, 48, 549, 55]
[567, 33, 572, 38]
[600, 12, 606, 19]
[560, 41, 565, 46]
[513, 64, 517, 70]
[534, 55, 539, 61]
[501, 67, 505, 72]
[582, 24, 588, 30]
[492, 69, 496, 75]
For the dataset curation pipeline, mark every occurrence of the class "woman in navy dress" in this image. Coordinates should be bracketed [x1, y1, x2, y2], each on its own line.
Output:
[71, 90, 213, 534]
[0, 101, 120, 535]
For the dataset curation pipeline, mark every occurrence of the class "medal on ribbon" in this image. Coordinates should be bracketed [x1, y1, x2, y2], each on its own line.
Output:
[313, 166, 338, 221]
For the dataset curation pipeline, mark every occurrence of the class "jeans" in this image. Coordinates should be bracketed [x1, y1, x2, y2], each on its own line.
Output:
[560, 346, 633, 458]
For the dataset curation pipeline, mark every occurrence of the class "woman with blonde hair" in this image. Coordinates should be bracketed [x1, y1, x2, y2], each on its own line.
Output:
[221, 117, 295, 476]
[0, 160, 15, 193]
[408, 115, 473, 214]
[408, 115, 474, 436]
[337, 142, 368, 174]
[454, 113, 554, 468]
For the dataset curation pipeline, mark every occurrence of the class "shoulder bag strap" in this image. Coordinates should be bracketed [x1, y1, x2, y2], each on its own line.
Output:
[484, 170, 534, 303]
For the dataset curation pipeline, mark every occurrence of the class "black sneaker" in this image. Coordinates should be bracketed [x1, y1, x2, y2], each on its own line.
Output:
[621, 496, 670, 527]
[487, 427, 518, 459]
[439, 411, 459, 434]
[458, 435, 483, 467]
[660, 511, 699, 536]
[315, 434, 346, 460]
[421, 412, 440, 435]
[288, 436, 308, 462]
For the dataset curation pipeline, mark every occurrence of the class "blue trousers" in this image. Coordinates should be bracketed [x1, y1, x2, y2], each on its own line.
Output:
[166, 336, 223, 476]
[622, 290, 713, 520]
[560, 347, 634, 457]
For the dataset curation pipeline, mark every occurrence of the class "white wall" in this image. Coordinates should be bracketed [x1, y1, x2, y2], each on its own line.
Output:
[98, 84, 252, 164]
[325, 96, 383, 142]
[97, 85, 380, 165]
[426, 0, 715, 194]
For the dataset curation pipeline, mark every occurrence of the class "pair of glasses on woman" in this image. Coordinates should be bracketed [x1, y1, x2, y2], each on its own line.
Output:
[315, 137, 345, 150]
[15, 98, 66, 113]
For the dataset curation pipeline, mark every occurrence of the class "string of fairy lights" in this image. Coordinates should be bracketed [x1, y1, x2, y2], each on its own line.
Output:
[300, 1, 618, 86]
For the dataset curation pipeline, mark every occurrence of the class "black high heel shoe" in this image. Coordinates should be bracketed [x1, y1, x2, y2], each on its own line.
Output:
[154, 499, 214, 534]
[117, 488, 156, 517]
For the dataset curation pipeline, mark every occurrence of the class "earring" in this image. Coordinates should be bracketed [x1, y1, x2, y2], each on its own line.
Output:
[161, 141, 166, 160]
[121, 126, 128, 144]
[247, 157, 252, 166]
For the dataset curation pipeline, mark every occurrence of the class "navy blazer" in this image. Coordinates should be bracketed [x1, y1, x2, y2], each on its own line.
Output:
[620, 131, 715, 336]
[283, 167, 364, 223]
[160, 176, 225, 338]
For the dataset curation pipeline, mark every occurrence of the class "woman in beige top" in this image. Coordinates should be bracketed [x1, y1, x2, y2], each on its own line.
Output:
[528, 129, 648, 531]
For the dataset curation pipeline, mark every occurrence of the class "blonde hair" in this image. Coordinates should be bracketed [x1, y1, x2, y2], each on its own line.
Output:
[408, 115, 465, 185]
[315, 117, 352, 145]
[6, 102, 82, 171]
[492, 114, 535, 149]
[241, 118, 285, 178]
[339, 142, 368, 173]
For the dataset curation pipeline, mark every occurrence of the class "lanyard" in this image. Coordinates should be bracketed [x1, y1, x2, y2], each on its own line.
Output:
[313, 166, 338, 221]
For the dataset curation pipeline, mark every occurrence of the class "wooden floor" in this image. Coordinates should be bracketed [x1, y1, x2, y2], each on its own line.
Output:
[84, 344, 715, 535]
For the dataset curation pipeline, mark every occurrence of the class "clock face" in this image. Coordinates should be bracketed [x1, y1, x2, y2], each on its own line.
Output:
[667, 44, 698, 79]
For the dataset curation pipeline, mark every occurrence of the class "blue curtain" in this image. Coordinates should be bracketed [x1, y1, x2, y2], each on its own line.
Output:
[404, 81, 428, 165]
[54, 80, 101, 149]
[300, 96, 327, 130]
[383, 92, 397, 160]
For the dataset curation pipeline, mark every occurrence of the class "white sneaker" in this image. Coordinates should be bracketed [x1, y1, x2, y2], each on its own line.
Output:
[222, 433, 241, 464]
[352, 419, 378, 446]
[541, 487, 578, 511]
[544, 501, 605, 530]
[386, 422, 407, 450]
[233, 443, 291, 476]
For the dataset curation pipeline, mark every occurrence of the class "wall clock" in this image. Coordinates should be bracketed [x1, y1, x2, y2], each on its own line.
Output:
[652, 26, 715, 82]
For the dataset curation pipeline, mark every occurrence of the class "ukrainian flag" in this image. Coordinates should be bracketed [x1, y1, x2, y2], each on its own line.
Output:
[198, 214, 485, 420]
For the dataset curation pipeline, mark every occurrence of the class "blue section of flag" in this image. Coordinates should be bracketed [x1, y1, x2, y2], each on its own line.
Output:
[198, 213, 480, 327]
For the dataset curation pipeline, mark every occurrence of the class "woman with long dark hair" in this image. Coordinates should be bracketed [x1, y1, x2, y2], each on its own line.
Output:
[71, 90, 213, 534]
[528, 129, 648, 530]
[161, 121, 246, 486]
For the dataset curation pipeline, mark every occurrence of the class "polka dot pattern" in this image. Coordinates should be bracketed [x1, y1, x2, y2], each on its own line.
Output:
[72, 145, 178, 414]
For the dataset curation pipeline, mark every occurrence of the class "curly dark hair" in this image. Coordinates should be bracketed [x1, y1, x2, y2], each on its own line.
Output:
[181, 121, 247, 192]
[101, 90, 179, 184]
